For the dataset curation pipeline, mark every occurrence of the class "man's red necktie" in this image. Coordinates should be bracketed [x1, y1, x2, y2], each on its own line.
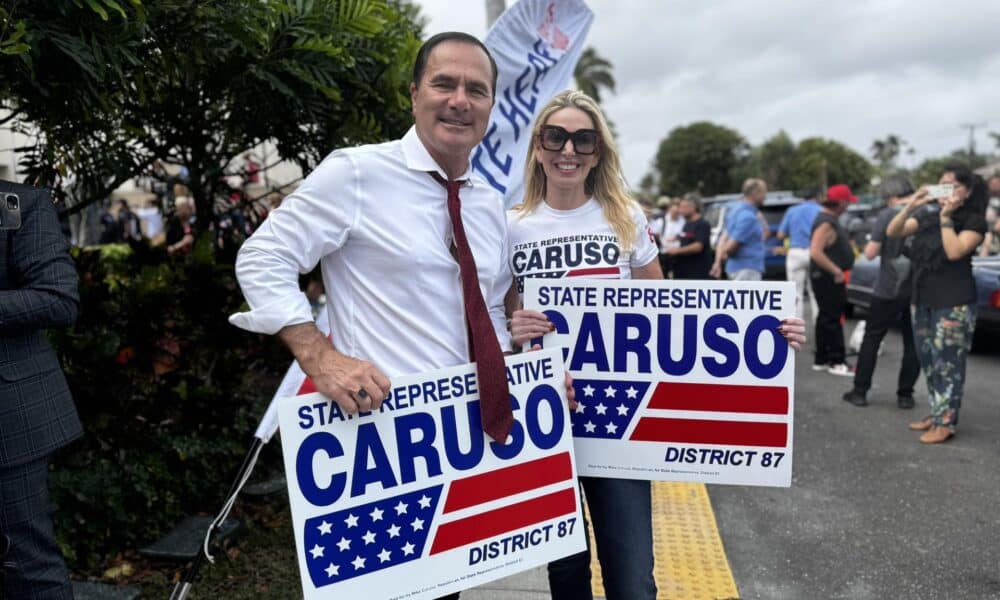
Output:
[431, 172, 513, 443]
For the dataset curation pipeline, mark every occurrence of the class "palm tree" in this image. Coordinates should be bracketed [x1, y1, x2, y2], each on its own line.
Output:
[870, 134, 908, 170]
[574, 46, 616, 104]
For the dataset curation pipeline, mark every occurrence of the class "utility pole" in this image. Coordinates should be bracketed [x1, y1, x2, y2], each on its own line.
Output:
[959, 122, 987, 164]
[486, 0, 506, 28]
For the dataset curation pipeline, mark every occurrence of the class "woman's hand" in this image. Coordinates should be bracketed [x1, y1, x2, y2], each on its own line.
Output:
[530, 343, 577, 410]
[906, 186, 933, 212]
[778, 317, 806, 351]
[510, 309, 554, 346]
[939, 189, 966, 219]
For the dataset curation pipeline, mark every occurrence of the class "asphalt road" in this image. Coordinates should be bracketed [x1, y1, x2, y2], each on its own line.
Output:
[711, 317, 1000, 599]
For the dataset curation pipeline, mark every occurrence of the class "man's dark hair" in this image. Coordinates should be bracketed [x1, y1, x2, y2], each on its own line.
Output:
[412, 32, 499, 98]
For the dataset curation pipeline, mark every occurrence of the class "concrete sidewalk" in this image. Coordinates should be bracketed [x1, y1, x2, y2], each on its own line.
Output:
[462, 566, 555, 599]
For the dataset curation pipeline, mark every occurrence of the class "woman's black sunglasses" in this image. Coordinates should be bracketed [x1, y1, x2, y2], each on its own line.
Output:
[538, 125, 600, 155]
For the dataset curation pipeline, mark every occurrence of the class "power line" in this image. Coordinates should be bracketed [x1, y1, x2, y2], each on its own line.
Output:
[959, 122, 988, 160]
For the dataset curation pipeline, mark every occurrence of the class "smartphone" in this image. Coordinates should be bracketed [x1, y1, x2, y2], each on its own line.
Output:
[0, 192, 21, 230]
[926, 184, 955, 200]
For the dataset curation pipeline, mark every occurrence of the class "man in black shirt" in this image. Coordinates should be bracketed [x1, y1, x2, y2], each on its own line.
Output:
[663, 194, 712, 279]
[842, 175, 920, 408]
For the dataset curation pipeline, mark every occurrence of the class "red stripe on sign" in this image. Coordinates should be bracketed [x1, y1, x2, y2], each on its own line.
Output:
[647, 382, 788, 414]
[630, 418, 787, 447]
[442, 452, 573, 514]
[566, 267, 619, 277]
[297, 377, 317, 395]
[430, 487, 577, 555]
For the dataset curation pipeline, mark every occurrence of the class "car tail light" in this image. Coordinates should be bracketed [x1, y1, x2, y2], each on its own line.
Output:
[991, 289, 1000, 309]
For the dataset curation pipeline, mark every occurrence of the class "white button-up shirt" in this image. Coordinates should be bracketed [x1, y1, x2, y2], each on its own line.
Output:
[229, 126, 512, 377]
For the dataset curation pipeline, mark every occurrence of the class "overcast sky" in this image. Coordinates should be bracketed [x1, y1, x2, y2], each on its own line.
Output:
[416, 0, 1000, 186]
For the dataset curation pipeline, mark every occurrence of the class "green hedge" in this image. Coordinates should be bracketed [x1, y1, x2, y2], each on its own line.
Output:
[49, 237, 288, 567]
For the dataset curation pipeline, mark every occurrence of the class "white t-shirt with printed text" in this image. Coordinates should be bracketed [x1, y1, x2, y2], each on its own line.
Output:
[507, 197, 659, 298]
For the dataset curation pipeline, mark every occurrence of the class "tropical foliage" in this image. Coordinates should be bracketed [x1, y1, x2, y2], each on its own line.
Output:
[573, 46, 616, 104]
[0, 0, 423, 225]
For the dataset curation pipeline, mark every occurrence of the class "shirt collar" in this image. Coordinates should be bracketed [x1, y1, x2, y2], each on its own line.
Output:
[401, 126, 474, 181]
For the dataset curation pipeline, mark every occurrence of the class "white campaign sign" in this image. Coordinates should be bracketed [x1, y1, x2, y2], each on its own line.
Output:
[524, 279, 796, 487]
[278, 348, 586, 599]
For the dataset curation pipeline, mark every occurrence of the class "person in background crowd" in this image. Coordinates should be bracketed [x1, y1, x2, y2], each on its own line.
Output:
[711, 178, 769, 280]
[655, 196, 686, 277]
[505, 90, 806, 600]
[979, 174, 1000, 256]
[663, 192, 712, 279]
[809, 184, 856, 376]
[1, 181, 81, 599]
[165, 198, 195, 256]
[842, 175, 920, 408]
[135, 197, 164, 240]
[886, 165, 988, 444]
[99, 198, 142, 244]
[777, 187, 822, 320]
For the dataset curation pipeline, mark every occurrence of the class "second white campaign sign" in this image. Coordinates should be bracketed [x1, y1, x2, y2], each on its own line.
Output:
[277, 348, 586, 599]
[524, 278, 796, 487]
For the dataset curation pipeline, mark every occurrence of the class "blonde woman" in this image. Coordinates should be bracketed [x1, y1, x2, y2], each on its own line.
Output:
[505, 90, 805, 599]
[505, 89, 659, 600]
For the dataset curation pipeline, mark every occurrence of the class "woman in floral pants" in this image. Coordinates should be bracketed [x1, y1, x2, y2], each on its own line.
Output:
[886, 165, 988, 443]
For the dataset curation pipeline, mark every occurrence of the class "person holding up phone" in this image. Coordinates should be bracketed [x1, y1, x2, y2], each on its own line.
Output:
[885, 165, 988, 443]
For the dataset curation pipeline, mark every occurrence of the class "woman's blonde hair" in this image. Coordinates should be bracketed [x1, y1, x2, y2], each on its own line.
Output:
[517, 90, 638, 251]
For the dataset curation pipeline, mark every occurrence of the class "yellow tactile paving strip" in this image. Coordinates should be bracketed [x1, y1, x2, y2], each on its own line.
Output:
[589, 482, 740, 600]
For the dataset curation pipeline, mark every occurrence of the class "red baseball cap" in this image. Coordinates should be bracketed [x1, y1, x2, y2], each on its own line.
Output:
[826, 183, 858, 203]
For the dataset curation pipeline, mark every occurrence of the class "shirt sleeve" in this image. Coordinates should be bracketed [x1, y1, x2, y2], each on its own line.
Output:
[630, 206, 660, 267]
[229, 152, 359, 334]
[958, 209, 988, 235]
[727, 207, 757, 244]
[696, 220, 712, 248]
[871, 210, 892, 244]
[0, 190, 79, 334]
[777, 208, 792, 237]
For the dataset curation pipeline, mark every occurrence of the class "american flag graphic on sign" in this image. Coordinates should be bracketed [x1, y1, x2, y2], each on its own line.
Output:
[629, 381, 790, 447]
[572, 378, 790, 446]
[571, 378, 650, 439]
[302, 452, 578, 589]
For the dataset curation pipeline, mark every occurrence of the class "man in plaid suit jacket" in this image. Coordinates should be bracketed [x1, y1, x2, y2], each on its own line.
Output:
[1, 181, 81, 598]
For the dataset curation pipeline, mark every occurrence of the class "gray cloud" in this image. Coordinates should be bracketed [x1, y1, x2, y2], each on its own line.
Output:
[419, 0, 1000, 185]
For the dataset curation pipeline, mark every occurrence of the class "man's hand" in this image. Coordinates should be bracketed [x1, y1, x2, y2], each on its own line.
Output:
[778, 317, 807, 351]
[308, 351, 391, 414]
[832, 269, 845, 284]
[510, 309, 554, 346]
[278, 322, 391, 414]
[709, 261, 723, 279]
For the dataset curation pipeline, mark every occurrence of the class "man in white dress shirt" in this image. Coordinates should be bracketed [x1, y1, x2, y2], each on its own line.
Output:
[231, 31, 509, 414]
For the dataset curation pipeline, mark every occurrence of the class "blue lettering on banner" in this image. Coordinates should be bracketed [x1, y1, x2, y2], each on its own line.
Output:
[498, 87, 531, 142]
[472, 123, 510, 193]
[472, 38, 562, 195]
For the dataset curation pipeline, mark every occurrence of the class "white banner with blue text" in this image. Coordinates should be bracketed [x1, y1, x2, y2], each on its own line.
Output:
[477, 0, 594, 207]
